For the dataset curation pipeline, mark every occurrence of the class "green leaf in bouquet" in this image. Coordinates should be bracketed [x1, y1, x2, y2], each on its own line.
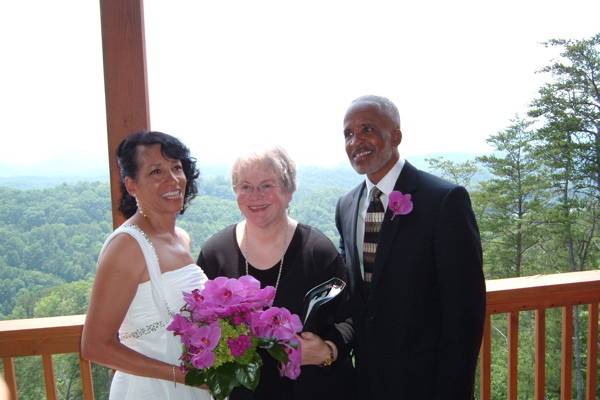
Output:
[235, 352, 262, 391]
[256, 337, 277, 349]
[265, 343, 289, 364]
[184, 368, 207, 387]
[206, 362, 238, 400]
[235, 353, 262, 391]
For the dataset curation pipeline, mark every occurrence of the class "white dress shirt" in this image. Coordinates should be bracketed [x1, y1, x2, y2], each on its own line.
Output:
[356, 158, 405, 278]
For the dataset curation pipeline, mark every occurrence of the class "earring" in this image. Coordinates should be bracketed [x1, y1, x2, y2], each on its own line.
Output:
[136, 197, 148, 219]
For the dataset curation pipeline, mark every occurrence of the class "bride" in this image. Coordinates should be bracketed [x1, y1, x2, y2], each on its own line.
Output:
[82, 131, 211, 399]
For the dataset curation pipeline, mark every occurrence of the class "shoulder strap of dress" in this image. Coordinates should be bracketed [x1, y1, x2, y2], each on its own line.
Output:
[99, 225, 172, 321]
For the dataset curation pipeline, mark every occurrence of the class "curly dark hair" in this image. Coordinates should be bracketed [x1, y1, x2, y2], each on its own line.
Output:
[116, 131, 200, 218]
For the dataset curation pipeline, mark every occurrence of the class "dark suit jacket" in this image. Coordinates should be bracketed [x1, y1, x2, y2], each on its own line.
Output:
[335, 161, 485, 399]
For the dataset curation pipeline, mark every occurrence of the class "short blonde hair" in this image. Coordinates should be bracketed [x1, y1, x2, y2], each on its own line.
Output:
[231, 146, 297, 193]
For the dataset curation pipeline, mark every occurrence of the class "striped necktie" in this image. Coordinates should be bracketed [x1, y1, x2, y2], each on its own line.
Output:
[363, 187, 384, 284]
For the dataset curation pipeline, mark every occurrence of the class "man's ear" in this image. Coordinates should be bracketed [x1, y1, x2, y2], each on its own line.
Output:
[124, 176, 136, 198]
[393, 128, 402, 146]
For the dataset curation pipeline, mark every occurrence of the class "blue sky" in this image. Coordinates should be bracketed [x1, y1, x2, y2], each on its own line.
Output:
[1, 0, 599, 176]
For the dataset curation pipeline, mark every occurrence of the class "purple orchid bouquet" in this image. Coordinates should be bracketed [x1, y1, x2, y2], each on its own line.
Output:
[167, 275, 303, 400]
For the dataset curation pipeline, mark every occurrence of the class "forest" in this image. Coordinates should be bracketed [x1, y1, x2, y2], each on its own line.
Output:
[1, 34, 599, 399]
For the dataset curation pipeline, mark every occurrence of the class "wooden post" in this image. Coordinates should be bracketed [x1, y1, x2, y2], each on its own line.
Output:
[99, 0, 150, 228]
[561, 305, 573, 400]
[508, 311, 519, 400]
[479, 314, 491, 400]
[2, 358, 17, 400]
[586, 303, 597, 400]
[534, 309, 546, 400]
[79, 355, 95, 400]
[42, 354, 57, 400]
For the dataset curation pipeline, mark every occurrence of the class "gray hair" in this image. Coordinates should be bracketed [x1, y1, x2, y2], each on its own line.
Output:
[351, 95, 401, 128]
[231, 146, 297, 193]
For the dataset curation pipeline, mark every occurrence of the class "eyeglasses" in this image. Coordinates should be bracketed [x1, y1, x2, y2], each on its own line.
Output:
[234, 182, 280, 196]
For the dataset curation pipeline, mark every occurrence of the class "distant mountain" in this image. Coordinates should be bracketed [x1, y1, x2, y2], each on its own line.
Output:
[0, 175, 108, 190]
[0, 157, 108, 178]
[406, 152, 480, 169]
[0, 152, 484, 190]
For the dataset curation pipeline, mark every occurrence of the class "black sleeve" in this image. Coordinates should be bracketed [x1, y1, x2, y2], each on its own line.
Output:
[196, 226, 236, 280]
[432, 186, 486, 399]
[197, 250, 219, 279]
[320, 254, 354, 362]
[306, 229, 355, 362]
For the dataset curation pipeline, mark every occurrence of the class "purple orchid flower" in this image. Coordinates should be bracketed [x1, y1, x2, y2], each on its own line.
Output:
[388, 190, 413, 219]
[188, 323, 221, 369]
[183, 288, 205, 311]
[190, 349, 216, 369]
[202, 277, 244, 306]
[237, 275, 276, 309]
[250, 307, 303, 341]
[189, 323, 221, 351]
[166, 314, 193, 336]
[279, 340, 302, 379]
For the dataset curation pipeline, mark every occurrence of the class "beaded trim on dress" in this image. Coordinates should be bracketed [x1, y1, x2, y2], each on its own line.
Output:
[115, 224, 178, 341]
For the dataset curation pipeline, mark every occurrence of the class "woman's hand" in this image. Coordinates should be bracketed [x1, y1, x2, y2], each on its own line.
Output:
[174, 367, 209, 390]
[297, 331, 337, 366]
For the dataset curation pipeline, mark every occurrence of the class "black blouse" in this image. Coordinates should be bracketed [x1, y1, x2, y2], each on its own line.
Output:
[198, 223, 356, 400]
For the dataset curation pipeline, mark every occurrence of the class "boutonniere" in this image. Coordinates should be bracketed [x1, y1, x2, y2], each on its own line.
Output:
[388, 191, 413, 219]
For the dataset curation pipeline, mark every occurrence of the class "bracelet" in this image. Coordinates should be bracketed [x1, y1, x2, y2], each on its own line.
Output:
[172, 365, 177, 388]
[321, 341, 335, 367]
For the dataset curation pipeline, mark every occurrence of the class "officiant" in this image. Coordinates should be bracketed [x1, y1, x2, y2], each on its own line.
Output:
[197, 146, 356, 400]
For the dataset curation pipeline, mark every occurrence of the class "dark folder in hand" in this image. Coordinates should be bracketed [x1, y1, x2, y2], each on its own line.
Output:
[301, 277, 346, 333]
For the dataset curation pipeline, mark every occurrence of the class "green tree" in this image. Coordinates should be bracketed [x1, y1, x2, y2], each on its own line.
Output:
[425, 156, 479, 190]
[528, 33, 600, 400]
[476, 117, 548, 278]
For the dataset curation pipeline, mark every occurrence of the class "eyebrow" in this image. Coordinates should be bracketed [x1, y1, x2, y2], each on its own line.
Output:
[240, 178, 277, 184]
[146, 159, 181, 168]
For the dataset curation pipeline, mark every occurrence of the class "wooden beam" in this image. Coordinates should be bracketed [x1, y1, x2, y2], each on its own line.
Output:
[486, 270, 600, 313]
[0, 315, 84, 357]
[99, 0, 150, 228]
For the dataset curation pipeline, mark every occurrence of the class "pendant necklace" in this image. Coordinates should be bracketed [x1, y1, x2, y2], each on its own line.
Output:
[242, 222, 287, 292]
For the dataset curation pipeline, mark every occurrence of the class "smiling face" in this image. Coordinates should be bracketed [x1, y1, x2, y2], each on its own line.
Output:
[343, 101, 402, 183]
[125, 144, 187, 216]
[234, 162, 292, 229]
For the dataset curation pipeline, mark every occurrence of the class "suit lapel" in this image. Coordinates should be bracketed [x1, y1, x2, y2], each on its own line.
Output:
[371, 162, 419, 290]
[347, 182, 366, 299]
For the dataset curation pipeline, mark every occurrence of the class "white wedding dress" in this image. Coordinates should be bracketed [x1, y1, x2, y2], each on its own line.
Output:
[101, 225, 212, 400]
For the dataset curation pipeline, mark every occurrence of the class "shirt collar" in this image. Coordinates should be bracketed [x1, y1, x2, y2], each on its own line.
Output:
[365, 158, 404, 197]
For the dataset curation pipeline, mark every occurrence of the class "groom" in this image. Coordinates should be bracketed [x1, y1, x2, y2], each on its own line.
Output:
[335, 95, 486, 399]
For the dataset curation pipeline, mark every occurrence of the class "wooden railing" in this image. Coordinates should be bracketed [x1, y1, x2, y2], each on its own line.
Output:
[0, 270, 599, 400]
[0, 315, 92, 400]
[481, 270, 600, 400]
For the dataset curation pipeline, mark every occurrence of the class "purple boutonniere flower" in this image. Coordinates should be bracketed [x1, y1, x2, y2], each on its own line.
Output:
[388, 190, 413, 219]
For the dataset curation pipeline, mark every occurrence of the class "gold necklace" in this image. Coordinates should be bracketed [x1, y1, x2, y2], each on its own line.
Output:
[242, 222, 286, 292]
